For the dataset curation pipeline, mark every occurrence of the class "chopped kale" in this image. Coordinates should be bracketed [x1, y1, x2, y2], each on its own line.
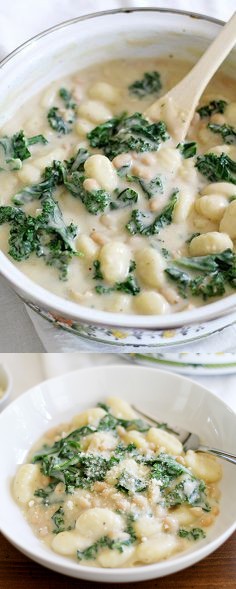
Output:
[165, 249, 236, 300]
[34, 481, 58, 505]
[59, 87, 76, 110]
[178, 142, 197, 159]
[178, 528, 206, 541]
[197, 100, 227, 118]
[150, 453, 190, 488]
[13, 159, 66, 204]
[51, 507, 66, 533]
[116, 471, 148, 494]
[48, 107, 74, 134]
[96, 402, 110, 412]
[87, 112, 169, 160]
[47, 87, 77, 134]
[139, 175, 164, 198]
[77, 533, 135, 561]
[195, 153, 236, 184]
[0, 130, 47, 169]
[129, 71, 162, 98]
[66, 147, 90, 172]
[165, 476, 210, 511]
[95, 273, 140, 296]
[126, 189, 179, 235]
[0, 193, 77, 279]
[64, 170, 111, 214]
[93, 260, 104, 280]
[110, 188, 138, 209]
[208, 123, 236, 145]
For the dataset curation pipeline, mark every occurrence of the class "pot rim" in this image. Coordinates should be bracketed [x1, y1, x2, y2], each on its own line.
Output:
[1, 6, 236, 331]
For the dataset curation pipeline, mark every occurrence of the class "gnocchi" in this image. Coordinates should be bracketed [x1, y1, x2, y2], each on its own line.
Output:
[1, 56, 236, 317]
[13, 397, 222, 569]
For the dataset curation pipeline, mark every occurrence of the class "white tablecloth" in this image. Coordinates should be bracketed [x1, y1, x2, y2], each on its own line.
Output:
[0, 0, 236, 352]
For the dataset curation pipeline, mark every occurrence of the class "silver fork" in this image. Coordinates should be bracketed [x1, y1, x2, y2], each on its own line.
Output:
[132, 405, 236, 465]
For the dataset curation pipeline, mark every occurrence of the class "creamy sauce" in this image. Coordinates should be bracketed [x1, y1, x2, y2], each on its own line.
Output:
[13, 396, 222, 569]
[1, 57, 236, 315]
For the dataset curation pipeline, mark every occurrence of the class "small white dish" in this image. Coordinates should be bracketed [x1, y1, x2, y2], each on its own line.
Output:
[0, 364, 12, 410]
[0, 365, 236, 582]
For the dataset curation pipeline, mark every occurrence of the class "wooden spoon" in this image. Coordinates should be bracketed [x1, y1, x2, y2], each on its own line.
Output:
[145, 12, 236, 142]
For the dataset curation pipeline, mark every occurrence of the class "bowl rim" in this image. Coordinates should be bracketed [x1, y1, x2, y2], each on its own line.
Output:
[0, 363, 236, 580]
[1, 6, 236, 331]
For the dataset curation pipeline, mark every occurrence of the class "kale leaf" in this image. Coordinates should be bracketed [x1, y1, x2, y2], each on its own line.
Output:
[139, 175, 164, 198]
[110, 187, 138, 209]
[178, 142, 197, 159]
[51, 507, 66, 533]
[178, 528, 206, 541]
[87, 112, 169, 159]
[197, 100, 227, 118]
[208, 123, 236, 145]
[195, 153, 236, 184]
[126, 189, 179, 235]
[150, 453, 190, 488]
[116, 471, 148, 494]
[129, 71, 162, 98]
[93, 260, 104, 280]
[165, 476, 210, 510]
[165, 249, 236, 300]
[0, 130, 47, 169]
[0, 193, 77, 279]
[47, 88, 77, 134]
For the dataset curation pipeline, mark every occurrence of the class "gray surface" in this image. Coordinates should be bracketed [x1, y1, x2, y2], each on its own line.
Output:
[0, 276, 45, 352]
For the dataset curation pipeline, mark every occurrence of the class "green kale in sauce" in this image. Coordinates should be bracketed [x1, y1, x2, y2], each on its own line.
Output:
[128, 71, 162, 98]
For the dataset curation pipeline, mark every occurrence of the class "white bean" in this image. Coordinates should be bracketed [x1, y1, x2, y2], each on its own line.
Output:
[84, 154, 118, 192]
[189, 232, 233, 256]
[99, 241, 131, 284]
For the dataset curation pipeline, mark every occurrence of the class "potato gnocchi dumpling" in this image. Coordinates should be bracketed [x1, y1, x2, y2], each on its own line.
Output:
[13, 397, 222, 568]
[1, 57, 236, 316]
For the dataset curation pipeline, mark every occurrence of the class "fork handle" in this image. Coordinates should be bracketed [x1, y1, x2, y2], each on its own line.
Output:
[198, 445, 236, 465]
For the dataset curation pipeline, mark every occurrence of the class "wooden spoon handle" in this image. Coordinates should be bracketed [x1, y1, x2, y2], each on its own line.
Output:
[168, 11, 236, 111]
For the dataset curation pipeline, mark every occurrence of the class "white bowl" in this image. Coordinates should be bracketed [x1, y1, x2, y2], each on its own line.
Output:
[0, 8, 236, 348]
[0, 363, 12, 410]
[0, 364, 235, 583]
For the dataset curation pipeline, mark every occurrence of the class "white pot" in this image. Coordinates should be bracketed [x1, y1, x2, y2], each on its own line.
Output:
[0, 8, 236, 347]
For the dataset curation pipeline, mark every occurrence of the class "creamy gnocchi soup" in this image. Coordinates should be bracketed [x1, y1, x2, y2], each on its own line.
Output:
[1, 57, 236, 315]
[13, 397, 222, 568]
